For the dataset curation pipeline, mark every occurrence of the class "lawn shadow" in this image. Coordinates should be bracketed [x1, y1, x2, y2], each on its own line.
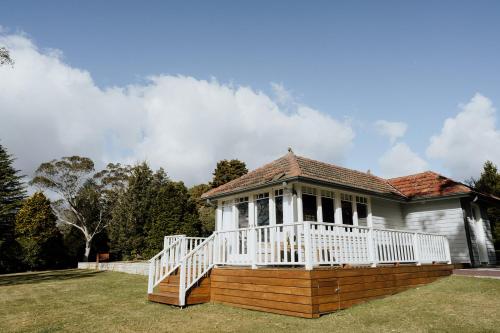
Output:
[0, 269, 103, 287]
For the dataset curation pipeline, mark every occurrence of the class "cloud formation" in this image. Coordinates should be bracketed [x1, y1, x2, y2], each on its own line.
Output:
[426, 93, 500, 180]
[0, 33, 355, 185]
[378, 142, 428, 178]
[374, 120, 408, 144]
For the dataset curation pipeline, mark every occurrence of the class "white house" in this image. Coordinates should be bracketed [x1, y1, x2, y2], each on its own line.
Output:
[202, 150, 497, 267]
[147, 150, 498, 317]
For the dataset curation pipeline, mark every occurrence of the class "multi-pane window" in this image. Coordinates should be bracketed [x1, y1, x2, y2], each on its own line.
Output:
[302, 187, 317, 221]
[255, 193, 270, 227]
[235, 197, 249, 228]
[275, 189, 283, 224]
[356, 196, 368, 226]
[340, 193, 353, 225]
[321, 190, 335, 223]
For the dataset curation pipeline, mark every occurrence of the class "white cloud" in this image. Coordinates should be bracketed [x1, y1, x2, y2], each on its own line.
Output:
[0, 33, 355, 185]
[374, 120, 408, 144]
[426, 93, 500, 180]
[378, 142, 428, 178]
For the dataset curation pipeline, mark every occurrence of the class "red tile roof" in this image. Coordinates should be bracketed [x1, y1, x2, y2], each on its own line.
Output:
[202, 152, 499, 203]
[387, 171, 472, 199]
[202, 152, 404, 199]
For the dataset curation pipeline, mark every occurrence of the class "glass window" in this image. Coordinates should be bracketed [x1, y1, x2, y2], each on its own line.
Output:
[235, 197, 249, 228]
[341, 200, 353, 225]
[302, 194, 317, 221]
[275, 189, 283, 224]
[256, 193, 269, 226]
[237, 202, 248, 228]
[321, 197, 335, 223]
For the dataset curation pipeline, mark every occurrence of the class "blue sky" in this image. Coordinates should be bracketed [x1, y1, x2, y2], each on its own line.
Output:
[1, 1, 500, 184]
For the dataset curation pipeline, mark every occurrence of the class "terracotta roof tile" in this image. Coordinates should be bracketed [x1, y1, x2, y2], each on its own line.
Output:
[202, 152, 403, 199]
[387, 171, 472, 199]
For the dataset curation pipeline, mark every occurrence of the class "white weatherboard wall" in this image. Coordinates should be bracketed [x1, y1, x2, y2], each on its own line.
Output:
[371, 197, 405, 229]
[402, 199, 470, 264]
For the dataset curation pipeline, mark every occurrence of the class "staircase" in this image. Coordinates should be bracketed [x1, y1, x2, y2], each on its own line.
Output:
[148, 234, 216, 306]
[148, 268, 211, 305]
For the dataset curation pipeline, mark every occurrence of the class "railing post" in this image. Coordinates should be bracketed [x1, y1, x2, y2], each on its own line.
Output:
[368, 228, 377, 267]
[178, 259, 186, 306]
[444, 237, 452, 264]
[147, 260, 154, 294]
[304, 221, 313, 270]
[413, 232, 421, 266]
[250, 225, 257, 269]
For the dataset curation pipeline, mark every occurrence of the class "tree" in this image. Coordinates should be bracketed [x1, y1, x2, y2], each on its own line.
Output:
[108, 163, 154, 260]
[211, 159, 248, 188]
[30, 156, 106, 261]
[0, 47, 14, 66]
[189, 184, 215, 235]
[15, 192, 65, 270]
[470, 161, 500, 251]
[0, 144, 26, 273]
[145, 171, 201, 256]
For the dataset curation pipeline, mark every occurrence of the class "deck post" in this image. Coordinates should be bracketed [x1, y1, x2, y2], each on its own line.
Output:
[178, 237, 188, 306]
[147, 260, 154, 294]
[304, 220, 313, 270]
[413, 233, 421, 266]
[368, 228, 377, 267]
[250, 224, 257, 269]
[444, 237, 452, 264]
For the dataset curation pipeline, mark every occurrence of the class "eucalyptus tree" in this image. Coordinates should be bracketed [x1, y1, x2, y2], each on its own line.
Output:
[31, 157, 130, 261]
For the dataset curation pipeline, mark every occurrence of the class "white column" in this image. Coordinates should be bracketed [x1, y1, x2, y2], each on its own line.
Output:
[352, 199, 358, 226]
[367, 197, 373, 228]
[297, 187, 303, 222]
[232, 202, 238, 229]
[269, 191, 276, 226]
[248, 196, 257, 268]
[248, 197, 255, 227]
[215, 204, 222, 231]
[316, 194, 323, 223]
[334, 192, 342, 224]
[283, 189, 292, 224]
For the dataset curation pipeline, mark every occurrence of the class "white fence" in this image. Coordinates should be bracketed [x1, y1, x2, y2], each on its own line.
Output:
[148, 222, 451, 302]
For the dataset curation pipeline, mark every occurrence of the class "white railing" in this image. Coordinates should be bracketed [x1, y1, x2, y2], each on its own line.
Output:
[179, 234, 216, 306]
[148, 235, 208, 294]
[149, 222, 451, 304]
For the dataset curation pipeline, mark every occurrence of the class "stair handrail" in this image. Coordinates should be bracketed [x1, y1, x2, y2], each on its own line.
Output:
[178, 232, 217, 306]
[148, 236, 185, 294]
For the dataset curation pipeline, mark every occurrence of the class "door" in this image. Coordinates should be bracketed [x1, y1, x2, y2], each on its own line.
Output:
[472, 205, 489, 264]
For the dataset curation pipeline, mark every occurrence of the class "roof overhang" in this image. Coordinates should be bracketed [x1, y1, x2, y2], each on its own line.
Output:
[202, 175, 407, 202]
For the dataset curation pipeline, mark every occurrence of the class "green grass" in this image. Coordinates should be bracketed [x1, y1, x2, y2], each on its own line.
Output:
[0, 270, 499, 333]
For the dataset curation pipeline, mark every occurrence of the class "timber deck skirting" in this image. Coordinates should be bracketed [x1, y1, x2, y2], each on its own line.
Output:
[148, 264, 453, 318]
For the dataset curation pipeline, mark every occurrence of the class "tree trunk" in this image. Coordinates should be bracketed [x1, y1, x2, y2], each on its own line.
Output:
[84, 239, 91, 262]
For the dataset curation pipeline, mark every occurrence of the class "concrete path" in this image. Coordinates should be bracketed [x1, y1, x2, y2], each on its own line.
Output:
[453, 268, 500, 279]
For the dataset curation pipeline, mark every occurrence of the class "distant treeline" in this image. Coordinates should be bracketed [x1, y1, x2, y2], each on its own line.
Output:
[0, 142, 247, 273]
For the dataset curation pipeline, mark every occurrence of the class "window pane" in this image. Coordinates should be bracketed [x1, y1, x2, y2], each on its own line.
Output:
[275, 196, 283, 224]
[256, 198, 269, 226]
[341, 200, 353, 225]
[321, 197, 335, 223]
[357, 203, 367, 219]
[237, 202, 248, 228]
[302, 194, 317, 221]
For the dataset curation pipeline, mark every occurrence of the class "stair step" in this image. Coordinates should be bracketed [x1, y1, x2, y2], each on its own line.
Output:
[148, 292, 180, 306]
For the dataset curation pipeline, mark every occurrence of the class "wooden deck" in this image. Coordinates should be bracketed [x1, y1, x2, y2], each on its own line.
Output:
[149, 264, 453, 318]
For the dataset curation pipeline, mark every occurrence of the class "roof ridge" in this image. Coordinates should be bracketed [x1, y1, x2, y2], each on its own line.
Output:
[287, 151, 302, 177]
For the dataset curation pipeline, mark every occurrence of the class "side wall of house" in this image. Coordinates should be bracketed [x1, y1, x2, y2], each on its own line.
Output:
[371, 198, 406, 229]
[402, 199, 470, 264]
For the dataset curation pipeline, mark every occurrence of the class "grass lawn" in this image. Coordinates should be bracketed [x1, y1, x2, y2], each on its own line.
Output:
[0, 270, 499, 333]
